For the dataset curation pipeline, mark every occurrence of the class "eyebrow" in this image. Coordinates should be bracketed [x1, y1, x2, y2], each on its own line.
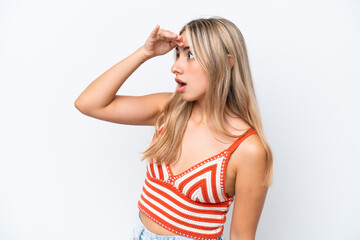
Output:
[175, 46, 191, 52]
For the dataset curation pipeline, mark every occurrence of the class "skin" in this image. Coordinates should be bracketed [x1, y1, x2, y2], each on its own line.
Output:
[74, 24, 268, 240]
[140, 27, 269, 240]
[171, 33, 209, 105]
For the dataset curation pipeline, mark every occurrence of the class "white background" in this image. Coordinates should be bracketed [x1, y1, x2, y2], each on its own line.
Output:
[0, 0, 359, 239]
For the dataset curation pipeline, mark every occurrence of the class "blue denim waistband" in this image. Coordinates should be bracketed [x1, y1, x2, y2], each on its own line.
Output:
[130, 211, 224, 240]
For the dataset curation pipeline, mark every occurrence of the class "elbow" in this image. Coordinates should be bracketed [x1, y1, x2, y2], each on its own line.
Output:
[74, 99, 82, 111]
[74, 99, 88, 114]
[74, 99, 99, 117]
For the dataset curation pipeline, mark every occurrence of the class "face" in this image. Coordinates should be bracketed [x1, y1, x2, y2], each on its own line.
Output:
[171, 31, 209, 103]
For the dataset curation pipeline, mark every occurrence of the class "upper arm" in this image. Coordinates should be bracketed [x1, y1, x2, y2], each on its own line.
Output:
[230, 135, 269, 240]
[76, 92, 173, 126]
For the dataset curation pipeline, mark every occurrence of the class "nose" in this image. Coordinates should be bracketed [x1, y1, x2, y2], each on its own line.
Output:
[171, 58, 183, 75]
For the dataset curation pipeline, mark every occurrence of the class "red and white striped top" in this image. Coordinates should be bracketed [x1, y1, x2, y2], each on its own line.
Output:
[137, 126, 257, 240]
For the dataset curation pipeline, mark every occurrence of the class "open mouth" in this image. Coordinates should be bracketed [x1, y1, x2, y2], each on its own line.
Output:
[176, 79, 187, 92]
[176, 79, 187, 86]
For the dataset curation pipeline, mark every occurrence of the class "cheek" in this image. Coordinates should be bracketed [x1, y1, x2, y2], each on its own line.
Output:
[192, 66, 207, 80]
[197, 71, 209, 87]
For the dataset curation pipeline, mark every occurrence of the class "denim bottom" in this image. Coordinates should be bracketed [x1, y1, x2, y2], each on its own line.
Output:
[130, 211, 224, 240]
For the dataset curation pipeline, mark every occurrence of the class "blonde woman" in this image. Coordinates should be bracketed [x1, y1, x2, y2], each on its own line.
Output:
[75, 17, 273, 240]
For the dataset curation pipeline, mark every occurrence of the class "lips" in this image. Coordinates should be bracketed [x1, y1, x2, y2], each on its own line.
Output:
[175, 78, 187, 93]
[175, 78, 187, 86]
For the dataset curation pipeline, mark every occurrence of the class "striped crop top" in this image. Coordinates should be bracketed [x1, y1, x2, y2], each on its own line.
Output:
[137, 125, 257, 240]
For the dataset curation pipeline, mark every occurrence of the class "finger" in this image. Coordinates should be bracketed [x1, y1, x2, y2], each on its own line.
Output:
[174, 36, 184, 45]
[169, 41, 177, 49]
[175, 35, 183, 40]
[176, 41, 184, 47]
[158, 29, 179, 40]
[171, 33, 183, 42]
[150, 24, 160, 37]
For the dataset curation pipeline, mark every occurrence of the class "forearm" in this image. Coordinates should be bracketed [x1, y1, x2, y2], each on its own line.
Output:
[74, 46, 151, 111]
[230, 234, 255, 240]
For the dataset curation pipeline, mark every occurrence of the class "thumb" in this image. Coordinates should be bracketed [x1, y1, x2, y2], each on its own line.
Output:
[149, 24, 160, 38]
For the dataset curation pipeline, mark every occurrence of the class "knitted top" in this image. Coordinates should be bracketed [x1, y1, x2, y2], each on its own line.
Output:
[137, 125, 257, 240]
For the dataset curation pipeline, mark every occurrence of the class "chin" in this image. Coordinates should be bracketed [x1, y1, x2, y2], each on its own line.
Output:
[180, 95, 204, 103]
[177, 91, 206, 102]
[178, 93, 193, 101]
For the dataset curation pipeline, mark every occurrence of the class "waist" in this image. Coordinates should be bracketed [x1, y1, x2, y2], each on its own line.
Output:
[137, 170, 233, 239]
[133, 210, 224, 240]
[139, 211, 176, 236]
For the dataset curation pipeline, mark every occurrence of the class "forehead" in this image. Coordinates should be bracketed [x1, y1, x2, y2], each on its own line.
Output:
[175, 31, 190, 52]
[180, 31, 188, 44]
[180, 31, 187, 39]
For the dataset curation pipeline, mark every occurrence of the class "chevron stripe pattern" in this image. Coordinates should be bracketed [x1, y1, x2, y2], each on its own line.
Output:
[137, 126, 257, 240]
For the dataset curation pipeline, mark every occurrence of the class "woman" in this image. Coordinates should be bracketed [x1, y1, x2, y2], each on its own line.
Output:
[75, 17, 273, 240]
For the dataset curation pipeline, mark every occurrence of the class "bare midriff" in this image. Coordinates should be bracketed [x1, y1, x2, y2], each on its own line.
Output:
[139, 211, 177, 235]
[136, 115, 249, 237]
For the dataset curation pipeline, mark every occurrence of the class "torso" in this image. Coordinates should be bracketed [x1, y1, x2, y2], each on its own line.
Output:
[139, 112, 253, 236]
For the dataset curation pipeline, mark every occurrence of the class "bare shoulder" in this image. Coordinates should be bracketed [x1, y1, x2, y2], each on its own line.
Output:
[226, 117, 267, 176]
[231, 132, 267, 186]
[235, 133, 266, 165]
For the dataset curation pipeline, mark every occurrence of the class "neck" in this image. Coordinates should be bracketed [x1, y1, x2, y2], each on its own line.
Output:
[189, 98, 206, 125]
[189, 99, 234, 127]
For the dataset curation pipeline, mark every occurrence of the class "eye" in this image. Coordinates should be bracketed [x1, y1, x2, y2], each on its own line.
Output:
[188, 52, 194, 59]
[174, 49, 180, 59]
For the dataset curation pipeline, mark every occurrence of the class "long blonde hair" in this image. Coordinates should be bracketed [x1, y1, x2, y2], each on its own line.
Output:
[141, 17, 273, 187]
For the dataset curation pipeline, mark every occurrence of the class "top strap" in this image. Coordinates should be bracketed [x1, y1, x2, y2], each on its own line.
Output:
[227, 129, 257, 154]
[159, 125, 256, 154]
[158, 123, 165, 134]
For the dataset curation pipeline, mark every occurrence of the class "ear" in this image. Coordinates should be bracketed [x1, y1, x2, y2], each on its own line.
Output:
[227, 54, 234, 68]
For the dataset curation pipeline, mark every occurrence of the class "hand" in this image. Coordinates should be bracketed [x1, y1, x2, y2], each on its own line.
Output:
[141, 25, 184, 60]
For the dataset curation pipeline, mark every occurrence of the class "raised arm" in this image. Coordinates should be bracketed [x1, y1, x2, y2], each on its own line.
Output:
[74, 25, 184, 125]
